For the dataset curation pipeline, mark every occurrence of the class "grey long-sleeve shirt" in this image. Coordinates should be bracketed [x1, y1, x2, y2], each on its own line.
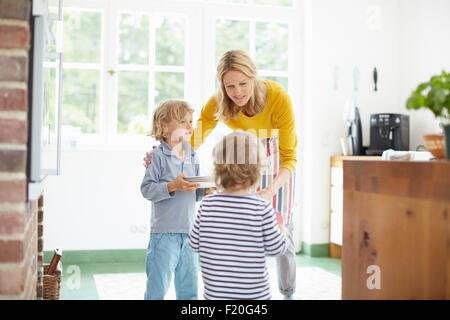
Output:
[141, 140, 204, 233]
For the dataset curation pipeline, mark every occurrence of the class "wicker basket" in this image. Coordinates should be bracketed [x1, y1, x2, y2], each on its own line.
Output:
[43, 264, 61, 300]
[423, 134, 446, 159]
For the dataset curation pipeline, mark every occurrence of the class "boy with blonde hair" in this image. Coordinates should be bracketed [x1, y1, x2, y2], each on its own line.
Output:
[141, 99, 206, 300]
[189, 131, 288, 300]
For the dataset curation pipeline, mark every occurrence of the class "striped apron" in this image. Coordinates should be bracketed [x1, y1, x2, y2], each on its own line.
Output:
[256, 137, 296, 226]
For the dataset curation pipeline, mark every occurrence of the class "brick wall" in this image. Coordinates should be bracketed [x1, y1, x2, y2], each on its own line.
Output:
[0, 0, 38, 300]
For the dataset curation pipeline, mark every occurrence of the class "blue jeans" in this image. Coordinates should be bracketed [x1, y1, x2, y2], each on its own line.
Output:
[144, 233, 198, 300]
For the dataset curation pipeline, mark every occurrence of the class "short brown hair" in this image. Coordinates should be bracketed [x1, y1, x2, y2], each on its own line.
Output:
[213, 131, 267, 191]
[150, 99, 194, 140]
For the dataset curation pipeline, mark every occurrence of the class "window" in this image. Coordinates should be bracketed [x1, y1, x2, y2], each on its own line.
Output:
[44, 8, 103, 137]
[215, 19, 249, 62]
[215, 19, 289, 90]
[62, 9, 102, 135]
[116, 14, 186, 134]
[48, 0, 300, 147]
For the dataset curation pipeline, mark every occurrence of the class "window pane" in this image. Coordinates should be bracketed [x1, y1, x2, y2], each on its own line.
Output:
[215, 19, 249, 63]
[155, 72, 184, 104]
[265, 76, 288, 91]
[45, 9, 59, 63]
[255, 22, 288, 70]
[117, 71, 149, 134]
[62, 69, 100, 134]
[119, 14, 149, 65]
[155, 16, 185, 66]
[43, 68, 56, 133]
[253, 0, 294, 6]
[63, 10, 101, 63]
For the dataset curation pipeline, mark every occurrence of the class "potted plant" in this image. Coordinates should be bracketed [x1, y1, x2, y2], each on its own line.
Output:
[406, 70, 450, 159]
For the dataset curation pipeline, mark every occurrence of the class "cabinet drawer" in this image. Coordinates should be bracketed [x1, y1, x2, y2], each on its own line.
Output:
[330, 186, 343, 213]
[330, 210, 343, 245]
[331, 167, 343, 186]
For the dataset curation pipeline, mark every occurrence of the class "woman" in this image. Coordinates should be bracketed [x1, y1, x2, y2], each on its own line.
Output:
[146, 50, 297, 300]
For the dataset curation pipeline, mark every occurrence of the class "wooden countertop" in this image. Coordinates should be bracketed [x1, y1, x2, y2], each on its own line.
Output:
[344, 160, 450, 202]
[330, 155, 381, 168]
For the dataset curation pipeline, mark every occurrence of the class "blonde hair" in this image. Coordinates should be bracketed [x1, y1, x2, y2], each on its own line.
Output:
[215, 50, 267, 121]
[213, 131, 267, 191]
[150, 100, 194, 140]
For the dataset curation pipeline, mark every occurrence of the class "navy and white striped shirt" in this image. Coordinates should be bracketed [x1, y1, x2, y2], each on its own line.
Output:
[188, 193, 288, 300]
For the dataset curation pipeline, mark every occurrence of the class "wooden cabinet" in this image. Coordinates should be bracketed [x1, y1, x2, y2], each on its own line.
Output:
[329, 156, 379, 258]
[329, 156, 343, 257]
[342, 160, 450, 299]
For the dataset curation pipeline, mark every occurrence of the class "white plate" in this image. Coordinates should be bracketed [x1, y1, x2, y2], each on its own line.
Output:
[195, 181, 216, 188]
[185, 176, 215, 188]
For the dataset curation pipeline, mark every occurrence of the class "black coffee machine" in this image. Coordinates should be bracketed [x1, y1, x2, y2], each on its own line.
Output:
[366, 113, 410, 155]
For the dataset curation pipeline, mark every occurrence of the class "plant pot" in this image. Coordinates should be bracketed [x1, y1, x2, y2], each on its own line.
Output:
[445, 124, 450, 160]
[423, 134, 445, 159]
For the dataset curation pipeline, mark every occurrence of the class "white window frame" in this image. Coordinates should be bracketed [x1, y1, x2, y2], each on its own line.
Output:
[49, 0, 302, 150]
[203, 3, 300, 98]
[213, 17, 290, 84]
[111, 10, 190, 145]
[47, 3, 105, 147]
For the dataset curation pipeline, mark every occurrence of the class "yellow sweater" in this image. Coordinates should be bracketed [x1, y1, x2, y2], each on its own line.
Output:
[191, 80, 297, 174]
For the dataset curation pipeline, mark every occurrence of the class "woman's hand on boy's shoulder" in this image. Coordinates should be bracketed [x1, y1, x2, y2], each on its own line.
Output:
[143, 146, 157, 168]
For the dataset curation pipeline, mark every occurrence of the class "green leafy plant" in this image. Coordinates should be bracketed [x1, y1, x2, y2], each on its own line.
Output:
[406, 70, 450, 126]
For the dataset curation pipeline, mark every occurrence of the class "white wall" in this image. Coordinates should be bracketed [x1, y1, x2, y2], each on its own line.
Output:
[301, 0, 403, 245]
[43, 147, 151, 250]
[300, 0, 450, 246]
[399, 0, 450, 145]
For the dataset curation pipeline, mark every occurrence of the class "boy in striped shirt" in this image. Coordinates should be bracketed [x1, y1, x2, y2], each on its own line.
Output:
[189, 131, 288, 300]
